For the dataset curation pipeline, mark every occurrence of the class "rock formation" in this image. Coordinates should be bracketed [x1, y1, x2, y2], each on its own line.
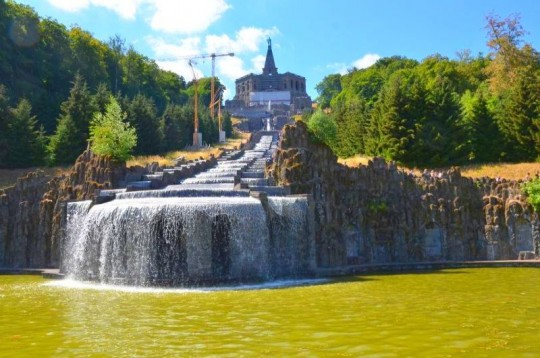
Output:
[0, 150, 125, 268]
[268, 121, 539, 266]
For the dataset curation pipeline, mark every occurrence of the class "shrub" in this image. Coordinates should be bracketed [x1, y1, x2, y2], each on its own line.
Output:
[89, 96, 137, 162]
[522, 178, 540, 213]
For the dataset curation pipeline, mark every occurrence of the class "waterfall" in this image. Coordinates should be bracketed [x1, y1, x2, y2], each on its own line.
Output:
[63, 197, 271, 286]
[61, 135, 315, 287]
[267, 196, 313, 277]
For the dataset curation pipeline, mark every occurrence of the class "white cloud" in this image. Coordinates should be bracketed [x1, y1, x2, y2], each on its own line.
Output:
[49, 0, 141, 19]
[149, 37, 204, 80]
[216, 56, 247, 81]
[147, 36, 202, 58]
[326, 62, 348, 75]
[352, 53, 381, 69]
[49, 0, 89, 12]
[156, 60, 203, 82]
[148, 0, 231, 34]
[205, 27, 279, 54]
[251, 55, 266, 73]
[91, 0, 142, 20]
[49, 0, 231, 31]
[147, 27, 278, 99]
[326, 53, 381, 75]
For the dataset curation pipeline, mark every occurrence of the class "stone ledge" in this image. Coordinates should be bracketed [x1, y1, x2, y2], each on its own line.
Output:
[314, 260, 540, 278]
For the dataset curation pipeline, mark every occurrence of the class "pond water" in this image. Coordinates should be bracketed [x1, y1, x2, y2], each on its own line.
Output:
[1, 268, 539, 357]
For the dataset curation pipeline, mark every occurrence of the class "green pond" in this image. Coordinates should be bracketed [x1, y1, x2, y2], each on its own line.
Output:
[1, 268, 539, 357]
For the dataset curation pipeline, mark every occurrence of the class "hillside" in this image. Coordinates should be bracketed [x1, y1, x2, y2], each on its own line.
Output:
[0, 0, 232, 169]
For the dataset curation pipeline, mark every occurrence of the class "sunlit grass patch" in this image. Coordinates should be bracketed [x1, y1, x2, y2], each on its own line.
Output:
[126, 132, 250, 168]
[460, 162, 540, 181]
[338, 154, 373, 168]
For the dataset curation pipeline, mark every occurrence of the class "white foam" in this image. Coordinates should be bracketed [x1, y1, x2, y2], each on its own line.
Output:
[43, 278, 329, 294]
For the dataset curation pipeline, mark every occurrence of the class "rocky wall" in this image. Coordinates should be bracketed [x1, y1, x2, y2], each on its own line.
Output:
[0, 150, 125, 268]
[267, 121, 539, 267]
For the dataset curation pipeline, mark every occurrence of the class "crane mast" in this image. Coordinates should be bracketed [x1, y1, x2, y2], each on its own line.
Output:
[189, 52, 234, 120]
[163, 52, 234, 146]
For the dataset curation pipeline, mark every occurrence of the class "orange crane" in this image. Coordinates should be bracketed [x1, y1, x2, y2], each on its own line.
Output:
[185, 52, 234, 119]
[188, 59, 200, 139]
[183, 53, 234, 146]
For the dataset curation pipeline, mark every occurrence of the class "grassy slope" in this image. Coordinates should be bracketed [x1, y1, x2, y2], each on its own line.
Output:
[126, 132, 251, 167]
[0, 133, 251, 190]
[338, 154, 540, 181]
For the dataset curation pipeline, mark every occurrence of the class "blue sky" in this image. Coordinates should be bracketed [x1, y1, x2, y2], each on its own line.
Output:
[15, 0, 540, 100]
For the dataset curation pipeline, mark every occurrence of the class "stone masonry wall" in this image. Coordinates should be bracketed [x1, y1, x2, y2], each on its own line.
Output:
[268, 121, 539, 267]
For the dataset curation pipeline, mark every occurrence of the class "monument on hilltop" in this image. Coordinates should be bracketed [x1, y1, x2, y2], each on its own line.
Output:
[225, 38, 312, 131]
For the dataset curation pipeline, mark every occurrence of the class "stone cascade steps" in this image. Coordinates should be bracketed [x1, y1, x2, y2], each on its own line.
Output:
[96, 132, 289, 201]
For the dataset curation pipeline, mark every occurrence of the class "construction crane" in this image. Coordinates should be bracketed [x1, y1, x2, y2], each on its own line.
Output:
[188, 59, 200, 137]
[161, 52, 234, 146]
[192, 52, 234, 120]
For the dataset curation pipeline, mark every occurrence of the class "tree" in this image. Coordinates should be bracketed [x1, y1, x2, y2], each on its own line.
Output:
[92, 83, 112, 114]
[332, 94, 368, 157]
[498, 66, 540, 160]
[48, 74, 95, 165]
[459, 88, 501, 162]
[89, 96, 136, 162]
[0, 84, 9, 165]
[316, 74, 341, 109]
[306, 109, 337, 148]
[222, 111, 233, 137]
[126, 93, 163, 155]
[5, 99, 46, 168]
[161, 103, 187, 152]
[365, 74, 413, 162]
[485, 14, 528, 93]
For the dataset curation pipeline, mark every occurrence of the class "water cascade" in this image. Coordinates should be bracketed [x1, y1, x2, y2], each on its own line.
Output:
[62, 135, 315, 286]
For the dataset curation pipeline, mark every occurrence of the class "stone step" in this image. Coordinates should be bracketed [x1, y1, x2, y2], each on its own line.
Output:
[126, 181, 152, 192]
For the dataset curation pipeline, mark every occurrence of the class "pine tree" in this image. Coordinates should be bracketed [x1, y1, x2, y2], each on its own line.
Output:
[497, 66, 540, 161]
[5, 99, 46, 168]
[161, 103, 184, 152]
[48, 74, 95, 164]
[126, 93, 163, 155]
[92, 83, 112, 114]
[0, 85, 9, 166]
[365, 74, 412, 162]
[460, 88, 501, 162]
[222, 111, 233, 137]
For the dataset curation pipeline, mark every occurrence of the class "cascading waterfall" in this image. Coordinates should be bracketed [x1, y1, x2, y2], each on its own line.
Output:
[63, 197, 271, 286]
[61, 135, 315, 287]
[267, 197, 314, 277]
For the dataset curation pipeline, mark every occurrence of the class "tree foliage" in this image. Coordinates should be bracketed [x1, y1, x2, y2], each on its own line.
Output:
[311, 14, 540, 168]
[89, 96, 136, 162]
[0, 1, 231, 168]
[307, 109, 337, 148]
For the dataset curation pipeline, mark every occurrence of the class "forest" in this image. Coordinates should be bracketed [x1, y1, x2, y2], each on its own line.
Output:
[312, 14, 540, 168]
[0, 0, 232, 168]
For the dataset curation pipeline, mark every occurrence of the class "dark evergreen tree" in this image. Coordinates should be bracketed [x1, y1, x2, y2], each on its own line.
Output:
[92, 83, 112, 114]
[460, 88, 502, 162]
[126, 94, 163, 155]
[161, 103, 185, 151]
[365, 74, 412, 162]
[5, 99, 46, 168]
[497, 67, 540, 161]
[0, 85, 10, 166]
[222, 111, 233, 137]
[48, 74, 95, 165]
